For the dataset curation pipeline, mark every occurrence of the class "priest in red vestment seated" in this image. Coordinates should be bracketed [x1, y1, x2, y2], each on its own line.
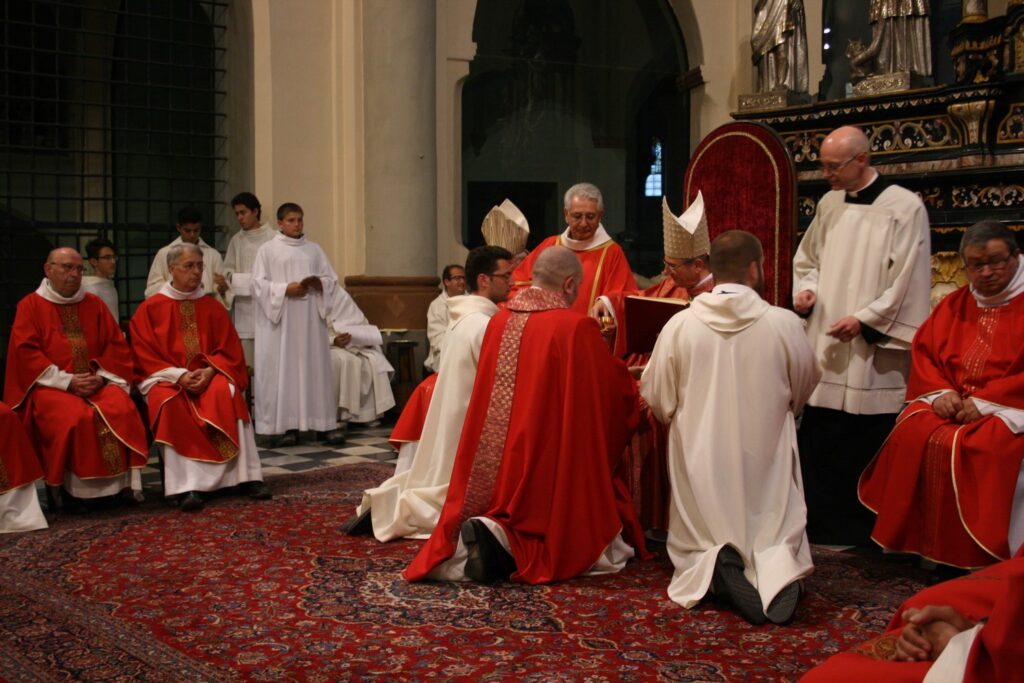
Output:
[4, 248, 148, 511]
[799, 548, 1024, 683]
[0, 402, 47, 532]
[404, 246, 648, 584]
[591, 192, 716, 532]
[130, 244, 271, 512]
[860, 220, 1024, 568]
[510, 182, 637, 316]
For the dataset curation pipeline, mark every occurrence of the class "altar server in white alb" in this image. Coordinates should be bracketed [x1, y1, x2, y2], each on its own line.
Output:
[792, 124, 932, 546]
[251, 202, 340, 447]
[219, 191, 276, 365]
[342, 245, 513, 541]
[326, 286, 395, 432]
[642, 230, 821, 626]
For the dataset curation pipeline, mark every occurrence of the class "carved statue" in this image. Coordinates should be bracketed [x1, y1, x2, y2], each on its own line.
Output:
[847, 0, 933, 82]
[751, 0, 809, 94]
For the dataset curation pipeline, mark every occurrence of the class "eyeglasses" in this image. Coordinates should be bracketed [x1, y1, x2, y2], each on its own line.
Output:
[447, 275, 466, 281]
[173, 261, 205, 271]
[819, 154, 859, 174]
[964, 253, 1015, 273]
[663, 260, 691, 272]
[48, 262, 85, 274]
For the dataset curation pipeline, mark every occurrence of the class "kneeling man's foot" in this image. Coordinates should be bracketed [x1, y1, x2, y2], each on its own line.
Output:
[461, 518, 516, 582]
[179, 491, 204, 512]
[765, 581, 802, 625]
[712, 545, 766, 625]
[341, 508, 374, 536]
[243, 480, 273, 500]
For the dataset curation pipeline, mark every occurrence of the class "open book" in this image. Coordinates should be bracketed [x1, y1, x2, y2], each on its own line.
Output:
[624, 295, 689, 355]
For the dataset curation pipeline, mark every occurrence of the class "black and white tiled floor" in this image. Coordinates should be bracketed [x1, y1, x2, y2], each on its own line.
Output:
[137, 422, 398, 494]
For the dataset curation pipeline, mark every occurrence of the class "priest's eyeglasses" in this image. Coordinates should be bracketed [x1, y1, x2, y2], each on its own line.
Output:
[819, 154, 858, 174]
[964, 254, 1014, 273]
[173, 261, 205, 271]
[663, 259, 693, 272]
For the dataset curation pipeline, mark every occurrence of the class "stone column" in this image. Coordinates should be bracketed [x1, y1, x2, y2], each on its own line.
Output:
[362, 0, 438, 276]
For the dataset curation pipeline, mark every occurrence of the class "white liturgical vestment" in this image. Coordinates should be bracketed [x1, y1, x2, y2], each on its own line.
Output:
[641, 284, 821, 611]
[357, 294, 499, 541]
[326, 287, 395, 424]
[251, 233, 338, 434]
[224, 222, 276, 341]
[792, 183, 930, 415]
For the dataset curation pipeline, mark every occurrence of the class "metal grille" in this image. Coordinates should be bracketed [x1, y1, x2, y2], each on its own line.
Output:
[1, 0, 227, 386]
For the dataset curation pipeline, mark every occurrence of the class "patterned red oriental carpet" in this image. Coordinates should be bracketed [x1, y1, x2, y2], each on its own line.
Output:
[0, 463, 931, 681]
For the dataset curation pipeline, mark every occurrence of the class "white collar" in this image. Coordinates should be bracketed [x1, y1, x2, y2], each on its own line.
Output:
[559, 224, 612, 251]
[158, 281, 206, 300]
[972, 254, 1024, 308]
[275, 233, 306, 246]
[35, 278, 85, 304]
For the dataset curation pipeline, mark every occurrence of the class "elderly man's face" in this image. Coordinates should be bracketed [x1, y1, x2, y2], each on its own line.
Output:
[444, 267, 466, 296]
[44, 250, 85, 298]
[177, 222, 202, 244]
[663, 256, 703, 289]
[564, 196, 603, 242]
[819, 138, 867, 193]
[90, 246, 118, 279]
[963, 239, 1019, 297]
[170, 251, 205, 293]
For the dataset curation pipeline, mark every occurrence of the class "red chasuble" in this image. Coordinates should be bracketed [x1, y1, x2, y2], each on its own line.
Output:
[130, 293, 250, 462]
[404, 287, 648, 584]
[3, 293, 148, 483]
[0, 402, 45, 493]
[510, 235, 638, 317]
[387, 373, 438, 450]
[798, 551, 1024, 683]
[859, 287, 1024, 567]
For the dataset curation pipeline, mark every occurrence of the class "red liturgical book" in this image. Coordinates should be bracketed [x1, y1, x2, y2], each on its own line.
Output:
[624, 295, 689, 355]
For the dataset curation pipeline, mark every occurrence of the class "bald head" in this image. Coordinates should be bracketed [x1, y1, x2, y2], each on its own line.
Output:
[820, 125, 874, 191]
[44, 247, 85, 297]
[824, 126, 870, 156]
[532, 246, 583, 303]
[709, 230, 763, 289]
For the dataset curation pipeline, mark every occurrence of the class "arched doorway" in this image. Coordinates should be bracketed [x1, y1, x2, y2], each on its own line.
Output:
[461, 0, 690, 277]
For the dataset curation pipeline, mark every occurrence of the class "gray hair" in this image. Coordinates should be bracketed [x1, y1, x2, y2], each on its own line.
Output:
[959, 220, 1019, 255]
[166, 242, 203, 268]
[563, 182, 604, 211]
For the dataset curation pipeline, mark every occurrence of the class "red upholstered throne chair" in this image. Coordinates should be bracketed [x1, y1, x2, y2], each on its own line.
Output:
[683, 121, 797, 307]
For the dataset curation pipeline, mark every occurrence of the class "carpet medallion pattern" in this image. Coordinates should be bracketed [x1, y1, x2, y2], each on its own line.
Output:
[0, 463, 930, 681]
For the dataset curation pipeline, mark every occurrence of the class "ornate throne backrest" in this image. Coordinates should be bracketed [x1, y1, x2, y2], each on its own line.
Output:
[683, 121, 797, 307]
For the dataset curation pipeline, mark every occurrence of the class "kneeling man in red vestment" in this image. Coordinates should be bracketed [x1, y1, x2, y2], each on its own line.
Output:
[860, 220, 1024, 568]
[404, 245, 648, 584]
[130, 244, 271, 512]
[4, 248, 148, 510]
[0, 402, 47, 532]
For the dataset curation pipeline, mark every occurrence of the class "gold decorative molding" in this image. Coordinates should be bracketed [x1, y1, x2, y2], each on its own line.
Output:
[948, 99, 996, 145]
[951, 183, 1024, 208]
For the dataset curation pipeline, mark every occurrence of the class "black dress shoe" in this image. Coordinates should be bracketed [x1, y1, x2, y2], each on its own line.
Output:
[243, 481, 273, 500]
[324, 428, 347, 446]
[712, 545, 766, 625]
[461, 518, 517, 582]
[270, 431, 299, 448]
[765, 580, 801, 625]
[340, 508, 373, 536]
[179, 491, 204, 512]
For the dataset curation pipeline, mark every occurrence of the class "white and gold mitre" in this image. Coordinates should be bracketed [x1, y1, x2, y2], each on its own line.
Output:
[482, 199, 530, 254]
[662, 191, 709, 259]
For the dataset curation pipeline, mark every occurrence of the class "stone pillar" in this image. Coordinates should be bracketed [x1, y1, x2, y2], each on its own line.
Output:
[362, 0, 438, 276]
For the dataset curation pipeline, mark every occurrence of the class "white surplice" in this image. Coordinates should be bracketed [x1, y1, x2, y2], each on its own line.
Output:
[224, 223, 277, 344]
[145, 237, 229, 308]
[424, 290, 451, 373]
[641, 284, 821, 611]
[138, 282, 265, 496]
[80, 276, 119, 321]
[251, 233, 338, 434]
[357, 294, 499, 541]
[792, 184, 931, 414]
[326, 287, 395, 424]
